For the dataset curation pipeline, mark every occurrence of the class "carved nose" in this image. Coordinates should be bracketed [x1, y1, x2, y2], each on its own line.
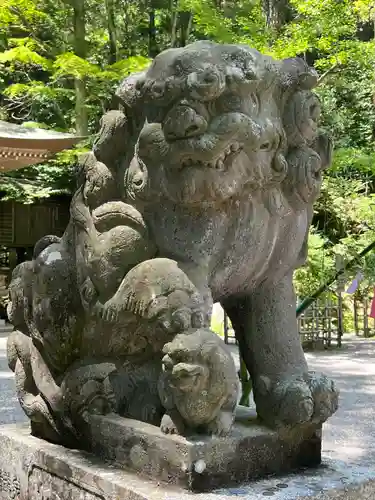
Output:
[163, 105, 207, 141]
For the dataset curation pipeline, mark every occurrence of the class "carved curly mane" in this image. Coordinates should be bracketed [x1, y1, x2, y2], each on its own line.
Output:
[115, 42, 330, 214]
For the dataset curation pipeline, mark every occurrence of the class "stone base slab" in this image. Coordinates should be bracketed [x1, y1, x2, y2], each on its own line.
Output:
[1, 425, 375, 499]
[86, 408, 322, 491]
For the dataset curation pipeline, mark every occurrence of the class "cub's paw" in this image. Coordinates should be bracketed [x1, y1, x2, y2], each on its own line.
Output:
[160, 413, 181, 435]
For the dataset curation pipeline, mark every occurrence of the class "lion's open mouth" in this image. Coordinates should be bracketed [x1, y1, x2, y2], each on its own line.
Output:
[180, 141, 243, 171]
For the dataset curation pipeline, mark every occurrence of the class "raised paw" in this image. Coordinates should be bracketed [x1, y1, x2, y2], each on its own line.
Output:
[256, 371, 339, 428]
[100, 302, 119, 323]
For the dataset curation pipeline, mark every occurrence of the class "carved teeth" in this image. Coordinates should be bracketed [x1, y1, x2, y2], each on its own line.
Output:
[216, 159, 225, 170]
[181, 143, 243, 169]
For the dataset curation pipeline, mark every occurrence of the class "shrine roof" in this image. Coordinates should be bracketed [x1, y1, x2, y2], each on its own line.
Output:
[0, 121, 85, 172]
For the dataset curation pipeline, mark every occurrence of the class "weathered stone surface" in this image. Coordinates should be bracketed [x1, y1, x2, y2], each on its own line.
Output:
[86, 407, 322, 492]
[1, 424, 375, 500]
[5, 40, 339, 485]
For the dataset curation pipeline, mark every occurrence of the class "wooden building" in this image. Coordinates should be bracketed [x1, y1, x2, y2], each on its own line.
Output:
[0, 121, 82, 311]
[0, 197, 70, 253]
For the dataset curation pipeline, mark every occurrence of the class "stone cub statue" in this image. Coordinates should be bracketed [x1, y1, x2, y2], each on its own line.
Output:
[158, 328, 239, 436]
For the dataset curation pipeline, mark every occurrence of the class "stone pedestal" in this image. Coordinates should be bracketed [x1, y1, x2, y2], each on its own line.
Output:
[85, 408, 321, 492]
[1, 424, 375, 500]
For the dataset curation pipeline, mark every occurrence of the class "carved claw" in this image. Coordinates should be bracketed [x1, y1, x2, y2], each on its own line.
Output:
[160, 414, 179, 435]
[80, 277, 98, 307]
[100, 303, 119, 323]
[307, 371, 339, 424]
[160, 413, 185, 435]
[256, 371, 339, 428]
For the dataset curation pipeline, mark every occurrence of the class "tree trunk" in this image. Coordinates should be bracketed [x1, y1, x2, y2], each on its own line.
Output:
[262, 0, 291, 31]
[74, 79, 88, 136]
[72, 0, 88, 136]
[105, 0, 118, 64]
[148, 7, 158, 57]
[170, 0, 178, 48]
[179, 11, 192, 47]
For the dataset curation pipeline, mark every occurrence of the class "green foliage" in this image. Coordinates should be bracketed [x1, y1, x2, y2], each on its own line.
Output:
[210, 314, 225, 337]
[0, 145, 89, 202]
[294, 230, 334, 298]
[179, 0, 234, 43]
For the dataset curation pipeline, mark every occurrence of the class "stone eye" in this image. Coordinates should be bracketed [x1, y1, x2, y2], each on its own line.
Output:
[244, 69, 256, 80]
[151, 82, 165, 98]
[260, 141, 272, 151]
[215, 93, 242, 113]
[187, 66, 225, 101]
[133, 175, 144, 188]
[203, 72, 216, 84]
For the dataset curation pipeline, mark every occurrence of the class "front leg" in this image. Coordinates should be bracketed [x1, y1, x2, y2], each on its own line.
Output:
[177, 260, 213, 327]
[224, 273, 338, 429]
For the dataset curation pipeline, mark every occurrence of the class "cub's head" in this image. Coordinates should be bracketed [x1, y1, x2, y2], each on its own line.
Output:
[161, 328, 229, 393]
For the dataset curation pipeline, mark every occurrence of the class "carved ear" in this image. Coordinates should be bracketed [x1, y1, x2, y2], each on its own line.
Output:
[92, 110, 129, 166]
[115, 71, 148, 135]
[33, 235, 61, 259]
[124, 152, 149, 201]
[201, 341, 218, 360]
[280, 58, 318, 91]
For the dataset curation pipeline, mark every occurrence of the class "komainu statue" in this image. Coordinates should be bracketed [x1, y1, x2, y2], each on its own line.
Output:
[7, 41, 338, 447]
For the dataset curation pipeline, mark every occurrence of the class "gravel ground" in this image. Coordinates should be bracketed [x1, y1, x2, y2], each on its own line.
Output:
[0, 334, 26, 425]
[1, 333, 375, 467]
[229, 336, 375, 467]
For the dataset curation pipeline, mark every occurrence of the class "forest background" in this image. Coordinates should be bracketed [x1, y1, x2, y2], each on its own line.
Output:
[1, 0, 375, 306]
